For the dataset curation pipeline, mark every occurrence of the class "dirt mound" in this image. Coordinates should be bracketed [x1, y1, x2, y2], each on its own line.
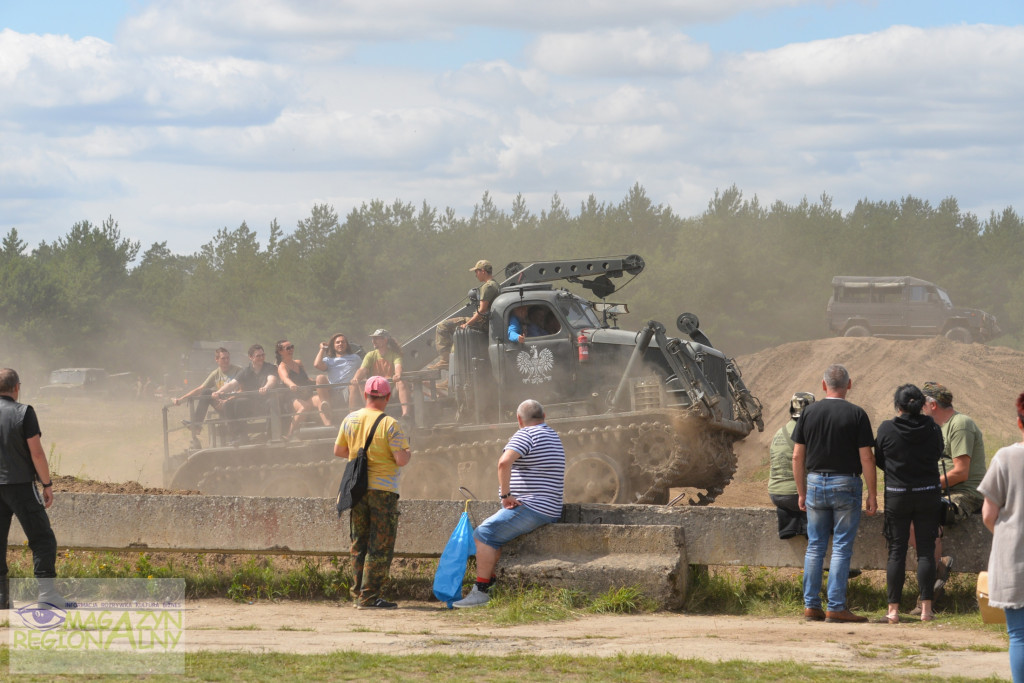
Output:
[52, 474, 198, 495]
[729, 336, 1024, 490]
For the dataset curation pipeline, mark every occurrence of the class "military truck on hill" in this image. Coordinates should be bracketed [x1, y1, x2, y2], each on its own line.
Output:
[827, 275, 1000, 343]
[163, 255, 764, 505]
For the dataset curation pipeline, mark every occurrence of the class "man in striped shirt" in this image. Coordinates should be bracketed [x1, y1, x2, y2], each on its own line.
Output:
[453, 399, 565, 608]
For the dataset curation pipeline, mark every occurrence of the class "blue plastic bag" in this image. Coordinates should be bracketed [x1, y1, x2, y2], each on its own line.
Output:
[433, 503, 476, 608]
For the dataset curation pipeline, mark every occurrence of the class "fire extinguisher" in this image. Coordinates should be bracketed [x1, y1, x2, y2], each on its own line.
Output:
[577, 330, 590, 362]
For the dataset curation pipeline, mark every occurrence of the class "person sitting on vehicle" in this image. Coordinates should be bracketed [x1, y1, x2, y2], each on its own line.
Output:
[172, 347, 241, 449]
[277, 339, 330, 435]
[527, 307, 552, 337]
[314, 333, 362, 416]
[350, 330, 410, 418]
[429, 259, 500, 370]
[214, 344, 279, 445]
[507, 306, 530, 344]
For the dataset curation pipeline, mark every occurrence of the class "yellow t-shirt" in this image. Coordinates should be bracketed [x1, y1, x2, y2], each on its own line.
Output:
[336, 408, 410, 493]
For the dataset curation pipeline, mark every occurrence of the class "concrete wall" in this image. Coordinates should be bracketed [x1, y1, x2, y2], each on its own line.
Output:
[10, 493, 991, 571]
[7, 494, 991, 608]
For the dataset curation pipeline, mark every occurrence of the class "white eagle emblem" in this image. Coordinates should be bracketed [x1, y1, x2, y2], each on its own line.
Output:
[516, 346, 554, 384]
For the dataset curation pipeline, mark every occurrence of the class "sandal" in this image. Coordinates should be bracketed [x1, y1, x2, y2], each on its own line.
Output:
[874, 614, 899, 624]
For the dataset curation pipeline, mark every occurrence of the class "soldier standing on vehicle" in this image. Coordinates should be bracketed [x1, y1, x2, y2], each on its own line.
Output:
[430, 259, 500, 370]
[920, 381, 986, 602]
[0, 368, 59, 610]
[335, 376, 411, 609]
[793, 364, 876, 624]
[768, 392, 815, 539]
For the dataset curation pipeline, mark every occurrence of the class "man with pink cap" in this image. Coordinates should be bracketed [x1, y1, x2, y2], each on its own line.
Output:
[334, 376, 411, 609]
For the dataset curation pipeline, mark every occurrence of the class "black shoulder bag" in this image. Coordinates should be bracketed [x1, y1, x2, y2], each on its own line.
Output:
[938, 460, 957, 527]
[336, 412, 387, 516]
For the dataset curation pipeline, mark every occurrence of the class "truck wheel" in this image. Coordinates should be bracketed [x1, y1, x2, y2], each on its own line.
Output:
[843, 325, 871, 337]
[945, 327, 973, 343]
[565, 452, 627, 504]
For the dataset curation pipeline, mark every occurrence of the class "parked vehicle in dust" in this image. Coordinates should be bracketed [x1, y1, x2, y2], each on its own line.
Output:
[37, 368, 135, 399]
[827, 276, 1000, 343]
[163, 255, 764, 505]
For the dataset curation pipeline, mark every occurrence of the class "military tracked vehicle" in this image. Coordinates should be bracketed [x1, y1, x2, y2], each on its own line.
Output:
[163, 255, 763, 505]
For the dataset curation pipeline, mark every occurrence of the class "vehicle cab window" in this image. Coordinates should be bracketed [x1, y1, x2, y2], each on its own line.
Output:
[557, 294, 600, 330]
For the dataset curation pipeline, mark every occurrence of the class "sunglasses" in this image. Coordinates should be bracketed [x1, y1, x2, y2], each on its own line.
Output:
[281, 344, 294, 351]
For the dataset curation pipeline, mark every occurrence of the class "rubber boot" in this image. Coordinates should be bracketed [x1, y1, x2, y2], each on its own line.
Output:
[0, 575, 9, 610]
[37, 578, 68, 609]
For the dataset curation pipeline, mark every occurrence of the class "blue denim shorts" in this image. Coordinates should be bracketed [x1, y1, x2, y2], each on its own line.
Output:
[474, 504, 559, 549]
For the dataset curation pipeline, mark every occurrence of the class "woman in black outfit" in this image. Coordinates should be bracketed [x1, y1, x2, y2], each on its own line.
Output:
[874, 384, 944, 623]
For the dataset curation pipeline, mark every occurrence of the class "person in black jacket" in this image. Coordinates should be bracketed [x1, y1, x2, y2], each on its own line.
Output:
[874, 384, 944, 623]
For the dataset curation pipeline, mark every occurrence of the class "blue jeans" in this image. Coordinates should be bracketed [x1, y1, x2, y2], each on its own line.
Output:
[803, 473, 862, 612]
[474, 504, 559, 550]
[1007, 607, 1024, 682]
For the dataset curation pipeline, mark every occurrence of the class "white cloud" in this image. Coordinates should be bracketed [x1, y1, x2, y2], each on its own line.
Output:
[0, 30, 290, 126]
[116, 0, 809, 54]
[529, 29, 712, 77]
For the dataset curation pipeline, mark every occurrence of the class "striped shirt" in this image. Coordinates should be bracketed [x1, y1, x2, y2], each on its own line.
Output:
[505, 423, 565, 518]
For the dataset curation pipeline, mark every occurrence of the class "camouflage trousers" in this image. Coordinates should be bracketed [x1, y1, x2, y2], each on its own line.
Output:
[350, 489, 400, 604]
[945, 490, 983, 525]
[434, 317, 485, 357]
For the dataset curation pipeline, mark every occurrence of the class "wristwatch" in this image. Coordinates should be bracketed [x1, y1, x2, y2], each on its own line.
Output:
[499, 493, 510, 499]
[41, 481, 52, 488]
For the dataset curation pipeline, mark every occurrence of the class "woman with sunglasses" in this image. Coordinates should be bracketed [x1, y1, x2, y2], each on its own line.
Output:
[276, 339, 330, 436]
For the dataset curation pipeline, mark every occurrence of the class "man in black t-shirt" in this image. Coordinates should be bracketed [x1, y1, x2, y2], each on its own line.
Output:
[213, 344, 279, 444]
[0, 368, 59, 609]
[792, 363, 876, 624]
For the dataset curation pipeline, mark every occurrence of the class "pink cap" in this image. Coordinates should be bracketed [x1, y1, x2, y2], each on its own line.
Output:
[364, 376, 392, 397]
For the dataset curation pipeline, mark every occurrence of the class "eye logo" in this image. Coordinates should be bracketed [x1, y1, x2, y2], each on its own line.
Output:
[16, 602, 67, 631]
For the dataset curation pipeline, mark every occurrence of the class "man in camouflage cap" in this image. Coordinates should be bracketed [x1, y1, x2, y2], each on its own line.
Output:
[768, 392, 815, 539]
[921, 380, 987, 602]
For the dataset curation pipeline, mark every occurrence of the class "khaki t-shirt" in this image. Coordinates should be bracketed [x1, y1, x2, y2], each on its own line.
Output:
[940, 412, 986, 502]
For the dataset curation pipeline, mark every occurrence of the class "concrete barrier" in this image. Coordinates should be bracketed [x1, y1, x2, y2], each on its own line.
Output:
[501, 524, 688, 609]
[7, 494, 992, 607]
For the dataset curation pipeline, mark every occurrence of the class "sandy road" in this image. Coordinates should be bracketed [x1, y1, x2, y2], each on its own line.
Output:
[63, 598, 1002, 680]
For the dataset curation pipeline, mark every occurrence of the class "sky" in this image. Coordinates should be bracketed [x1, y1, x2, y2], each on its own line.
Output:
[1, 0, 1022, 256]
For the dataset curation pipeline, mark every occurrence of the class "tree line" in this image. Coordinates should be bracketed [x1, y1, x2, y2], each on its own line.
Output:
[3, 184, 1022, 388]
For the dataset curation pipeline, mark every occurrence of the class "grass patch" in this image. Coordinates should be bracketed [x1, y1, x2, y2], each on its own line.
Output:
[684, 565, 989, 623]
[448, 581, 657, 625]
[0, 648, 974, 682]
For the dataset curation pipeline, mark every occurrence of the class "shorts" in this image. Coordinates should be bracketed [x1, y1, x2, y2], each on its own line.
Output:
[474, 504, 559, 550]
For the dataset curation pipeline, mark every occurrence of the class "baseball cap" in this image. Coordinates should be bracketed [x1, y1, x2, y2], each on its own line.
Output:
[370, 328, 390, 338]
[469, 259, 491, 272]
[789, 392, 816, 419]
[922, 381, 953, 406]
[364, 376, 392, 397]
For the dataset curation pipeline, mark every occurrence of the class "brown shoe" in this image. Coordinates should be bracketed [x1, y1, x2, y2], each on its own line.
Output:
[804, 607, 825, 621]
[426, 359, 449, 371]
[825, 609, 868, 623]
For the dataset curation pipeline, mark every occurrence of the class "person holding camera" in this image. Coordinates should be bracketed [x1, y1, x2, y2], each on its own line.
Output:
[874, 384, 944, 623]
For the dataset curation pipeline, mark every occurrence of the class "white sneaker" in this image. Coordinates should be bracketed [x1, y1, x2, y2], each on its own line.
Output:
[452, 585, 490, 608]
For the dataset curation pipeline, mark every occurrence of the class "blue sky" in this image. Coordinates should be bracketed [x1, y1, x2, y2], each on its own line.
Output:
[1, 1, 1022, 254]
